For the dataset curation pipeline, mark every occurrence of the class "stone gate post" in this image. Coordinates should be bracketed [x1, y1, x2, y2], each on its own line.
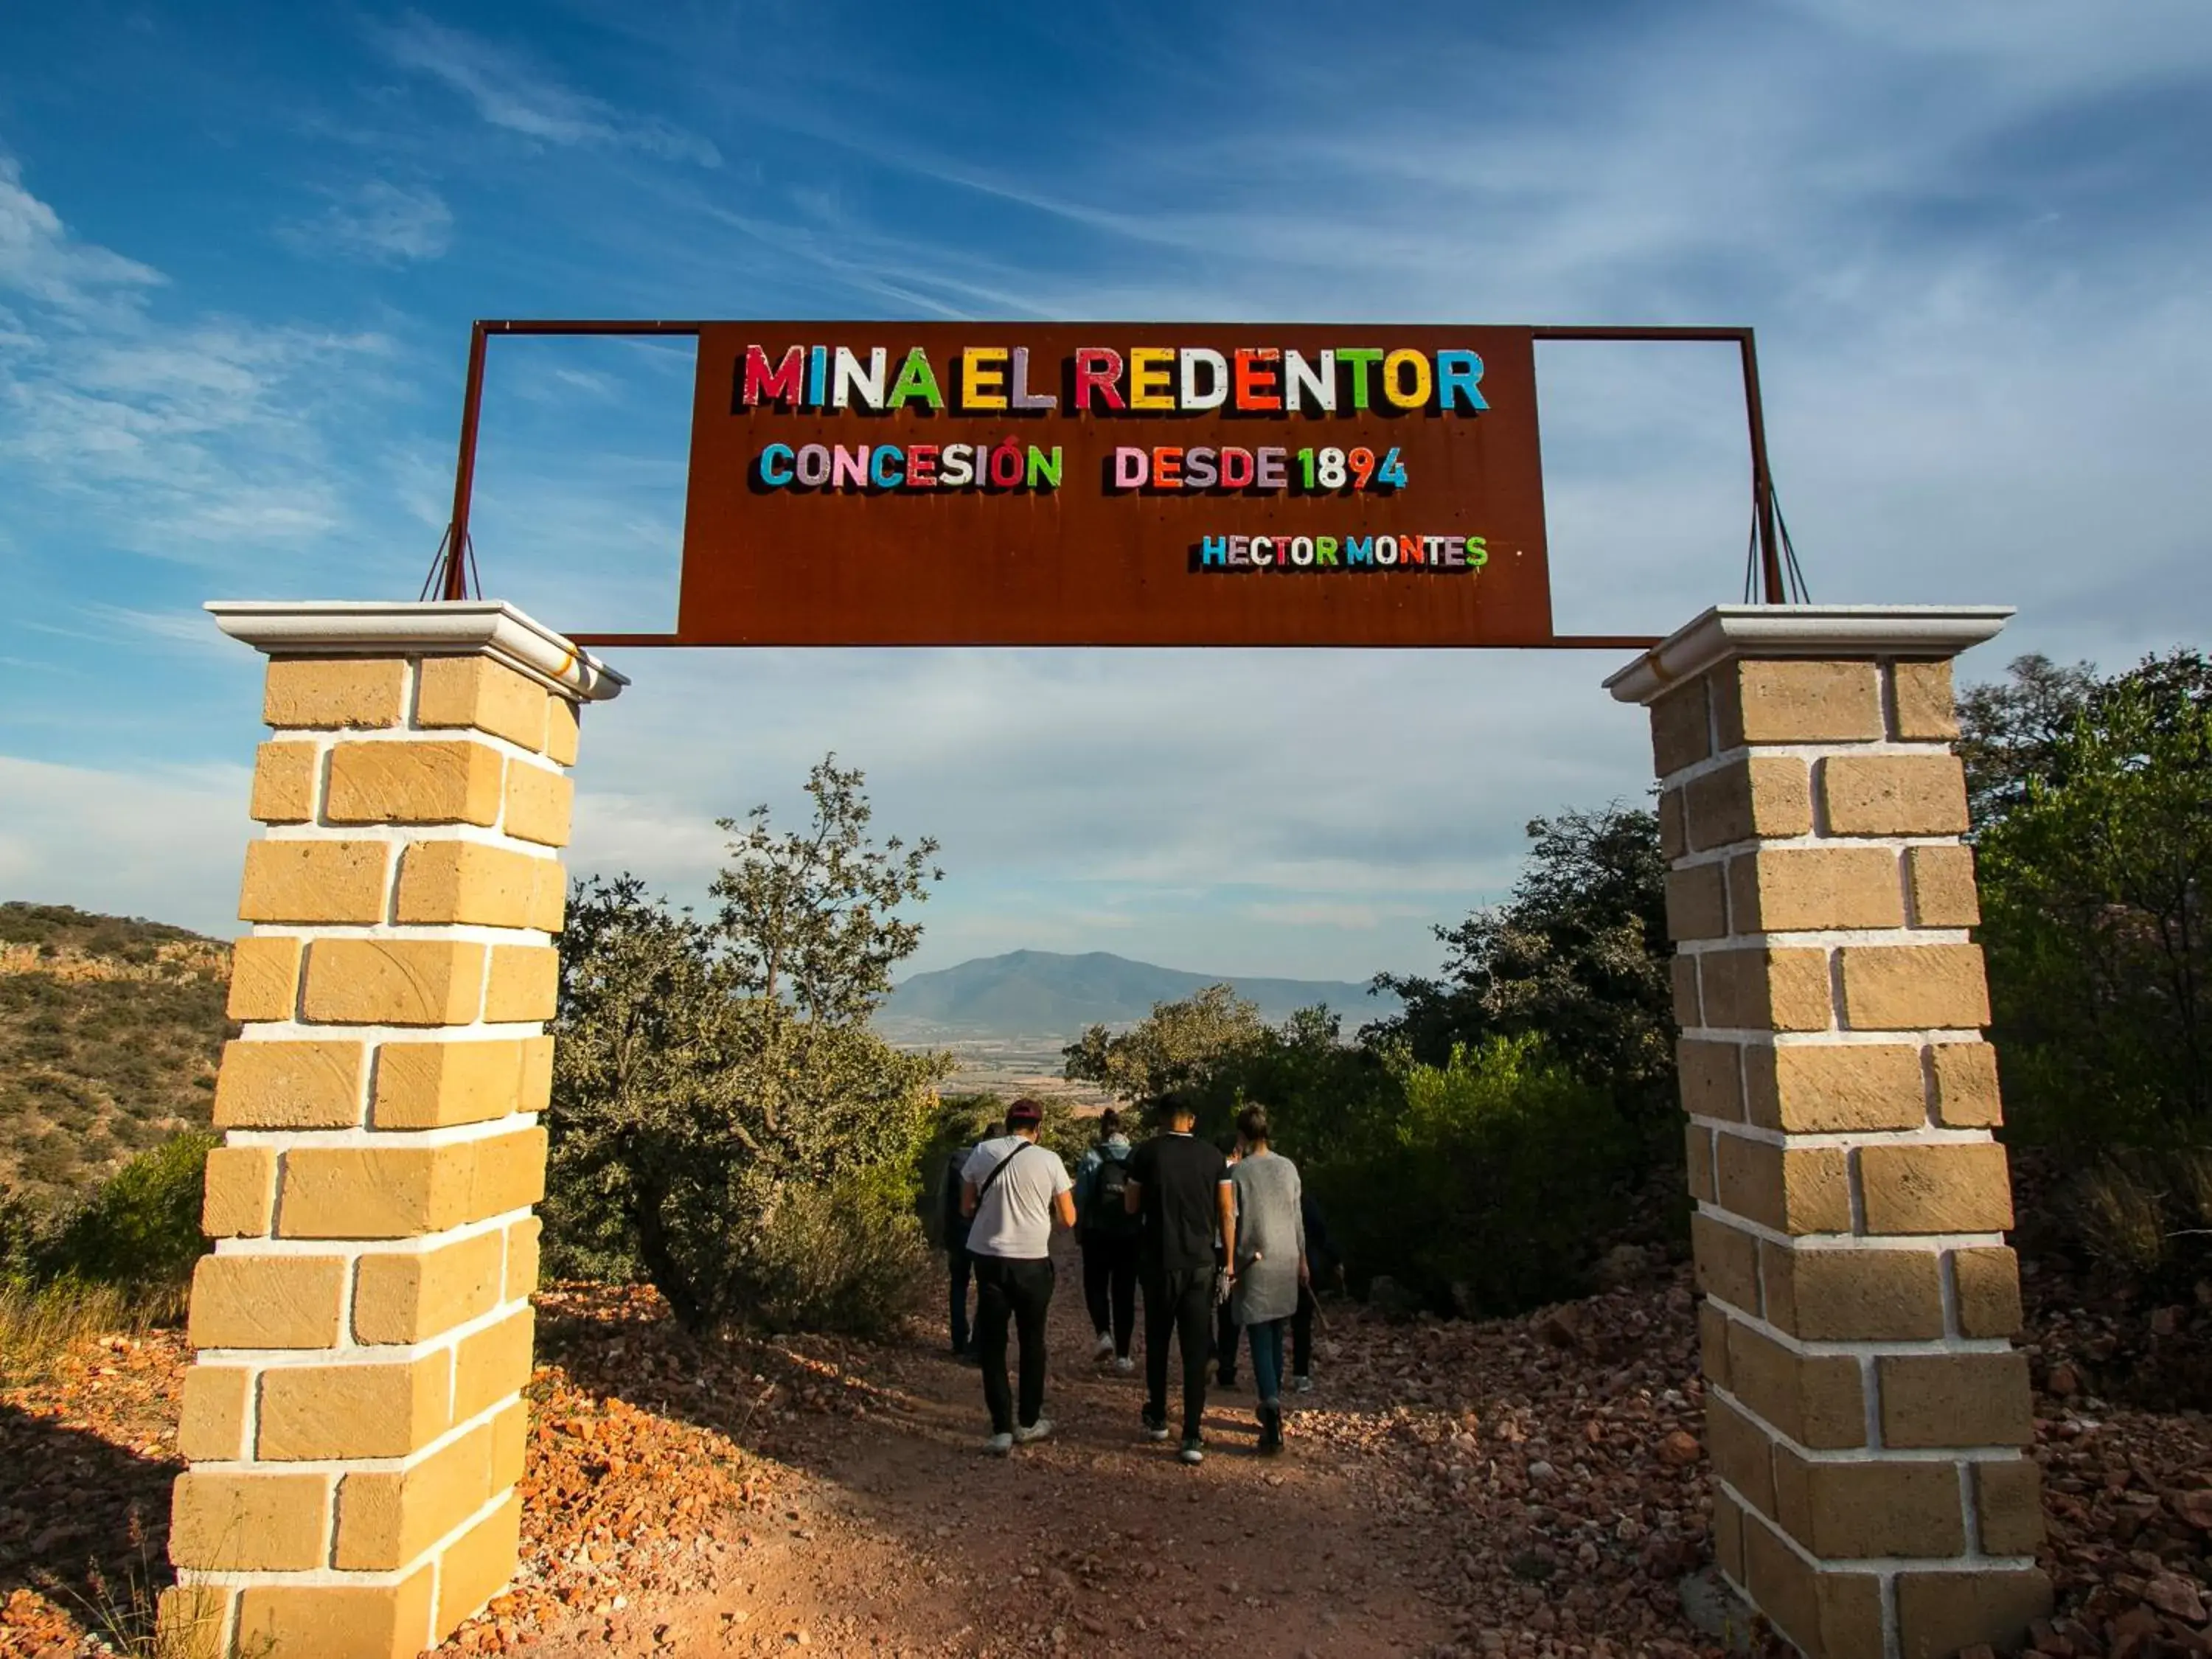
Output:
[1607, 606, 2049, 1659]
[159, 602, 623, 1659]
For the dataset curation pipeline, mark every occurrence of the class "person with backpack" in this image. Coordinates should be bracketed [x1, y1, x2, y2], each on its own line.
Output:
[1073, 1108, 1140, 1371]
[941, 1119, 1000, 1359]
[961, 1099, 1075, 1455]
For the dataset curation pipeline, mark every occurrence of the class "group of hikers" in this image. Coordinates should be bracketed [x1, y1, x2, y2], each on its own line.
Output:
[938, 1092, 1335, 1464]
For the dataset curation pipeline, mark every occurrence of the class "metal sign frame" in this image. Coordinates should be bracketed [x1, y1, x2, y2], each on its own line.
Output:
[430, 320, 1789, 652]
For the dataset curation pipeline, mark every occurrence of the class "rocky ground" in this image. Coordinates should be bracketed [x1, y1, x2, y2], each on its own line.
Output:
[2, 1242, 2209, 1658]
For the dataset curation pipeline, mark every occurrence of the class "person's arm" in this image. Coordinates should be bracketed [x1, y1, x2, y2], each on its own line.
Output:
[1216, 1179, 1237, 1274]
[1122, 1179, 1144, 1216]
[961, 1178, 980, 1220]
[1054, 1189, 1078, 1229]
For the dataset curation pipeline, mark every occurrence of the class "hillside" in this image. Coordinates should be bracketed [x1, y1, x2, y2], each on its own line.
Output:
[0, 902, 229, 1201]
[878, 948, 1399, 1037]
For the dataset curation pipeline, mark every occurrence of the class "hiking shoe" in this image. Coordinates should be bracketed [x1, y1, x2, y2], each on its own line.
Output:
[1178, 1438, 1206, 1466]
[1092, 1332, 1115, 1361]
[1013, 1417, 1054, 1445]
[1141, 1410, 1170, 1442]
[985, 1432, 1014, 1456]
[1293, 1373, 1314, 1394]
[1113, 1355, 1135, 1376]
[1258, 1405, 1284, 1456]
[1216, 1370, 1237, 1389]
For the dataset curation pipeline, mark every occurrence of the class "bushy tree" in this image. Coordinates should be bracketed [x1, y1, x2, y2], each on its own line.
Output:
[545, 759, 953, 1332]
[1060, 983, 1267, 1102]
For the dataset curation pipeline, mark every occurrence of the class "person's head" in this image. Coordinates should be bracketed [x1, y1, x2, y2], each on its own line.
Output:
[981, 1119, 1004, 1144]
[1148, 1090, 1199, 1133]
[1236, 1103, 1271, 1152]
[1005, 1099, 1044, 1140]
[1099, 1107, 1121, 1140]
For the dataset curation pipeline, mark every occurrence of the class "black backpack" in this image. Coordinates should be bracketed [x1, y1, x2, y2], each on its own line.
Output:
[1088, 1147, 1138, 1236]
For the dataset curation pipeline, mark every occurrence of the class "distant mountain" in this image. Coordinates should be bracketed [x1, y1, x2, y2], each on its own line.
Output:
[880, 949, 1399, 1037]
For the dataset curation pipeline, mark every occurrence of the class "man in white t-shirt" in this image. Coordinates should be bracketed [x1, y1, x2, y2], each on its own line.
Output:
[961, 1097, 1076, 1455]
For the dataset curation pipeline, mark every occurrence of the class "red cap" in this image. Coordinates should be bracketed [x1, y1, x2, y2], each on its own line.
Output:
[1006, 1098, 1045, 1127]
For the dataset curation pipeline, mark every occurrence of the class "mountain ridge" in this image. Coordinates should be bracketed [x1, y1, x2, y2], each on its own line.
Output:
[880, 947, 1399, 1036]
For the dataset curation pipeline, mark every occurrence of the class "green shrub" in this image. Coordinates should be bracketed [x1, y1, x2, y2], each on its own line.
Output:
[35, 1130, 215, 1298]
[737, 1166, 935, 1336]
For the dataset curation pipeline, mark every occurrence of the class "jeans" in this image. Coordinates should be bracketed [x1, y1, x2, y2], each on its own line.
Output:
[1292, 1281, 1316, 1376]
[1142, 1265, 1214, 1441]
[1247, 1317, 1288, 1405]
[947, 1248, 974, 1353]
[1081, 1232, 1138, 1356]
[972, 1253, 1054, 1434]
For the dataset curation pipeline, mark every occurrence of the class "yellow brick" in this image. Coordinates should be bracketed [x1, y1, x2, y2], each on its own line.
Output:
[236, 1568, 436, 1659]
[1672, 956, 1701, 1025]
[1760, 1242, 1945, 1340]
[1649, 678, 1711, 776]
[502, 762, 574, 848]
[352, 1230, 506, 1345]
[1679, 1037, 1745, 1121]
[1711, 1486, 1745, 1585]
[188, 1253, 348, 1349]
[177, 1363, 253, 1461]
[504, 1215, 543, 1301]
[433, 1489, 524, 1641]
[394, 840, 546, 928]
[201, 1144, 277, 1237]
[1705, 1391, 1775, 1515]
[1894, 1569, 2052, 1659]
[170, 1470, 332, 1571]
[1975, 1457, 2047, 1554]
[264, 657, 408, 731]
[333, 1419, 494, 1570]
[518, 1034, 553, 1113]
[372, 1037, 526, 1130]
[1698, 1299, 1732, 1389]
[546, 697, 580, 767]
[277, 1128, 543, 1239]
[1686, 1123, 1717, 1203]
[1770, 1449, 1965, 1559]
[249, 741, 319, 824]
[1930, 1041, 2004, 1127]
[237, 838, 392, 925]
[153, 1583, 234, 1659]
[1741, 1514, 1886, 1659]
[1691, 1211, 1761, 1312]
[1952, 1245, 2024, 1338]
[1715, 659, 1883, 747]
[1891, 660, 1960, 741]
[213, 1039, 366, 1130]
[1879, 1352, 2034, 1449]
[1820, 753, 1971, 837]
[1860, 1141, 2014, 1235]
[489, 1397, 528, 1489]
[1906, 844, 1980, 927]
[1659, 787, 1688, 859]
[1727, 1321, 1868, 1448]
[529, 860, 568, 932]
[453, 1305, 536, 1425]
[1728, 846, 1904, 933]
[1665, 862, 1729, 941]
[1698, 947, 1834, 1032]
[417, 656, 552, 751]
[300, 939, 485, 1026]
[1744, 1042, 1928, 1133]
[484, 943, 558, 1021]
[226, 935, 302, 1022]
[1838, 943, 1989, 1031]
[257, 1352, 451, 1460]
[1685, 755, 1814, 850]
[326, 740, 505, 826]
[1715, 1135, 1851, 1234]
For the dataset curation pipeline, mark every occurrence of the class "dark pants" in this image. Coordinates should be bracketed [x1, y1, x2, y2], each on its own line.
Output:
[1142, 1265, 1214, 1441]
[1247, 1317, 1287, 1405]
[1081, 1232, 1138, 1356]
[1215, 1298, 1238, 1382]
[1292, 1281, 1316, 1376]
[972, 1253, 1054, 1435]
[947, 1247, 973, 1353]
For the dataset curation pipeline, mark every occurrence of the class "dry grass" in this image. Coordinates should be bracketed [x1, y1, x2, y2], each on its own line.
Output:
[0, 1276, 182, 1383]
[2074, 1156, 2171, 1274]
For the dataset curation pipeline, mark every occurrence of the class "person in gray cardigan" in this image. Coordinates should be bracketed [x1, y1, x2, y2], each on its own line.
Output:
[1227, 1104, 1307, 1455]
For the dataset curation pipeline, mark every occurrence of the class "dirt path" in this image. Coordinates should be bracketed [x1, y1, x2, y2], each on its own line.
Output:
[530, 1234, 1464, 1658]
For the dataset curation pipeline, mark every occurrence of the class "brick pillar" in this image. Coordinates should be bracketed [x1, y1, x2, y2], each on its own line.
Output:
[1607, 606, 2050, 1659]
[160, 602, 624, 1659]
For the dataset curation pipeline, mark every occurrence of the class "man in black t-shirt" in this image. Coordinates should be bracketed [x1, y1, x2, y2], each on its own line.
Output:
[1124, 1091, 1234, 1464]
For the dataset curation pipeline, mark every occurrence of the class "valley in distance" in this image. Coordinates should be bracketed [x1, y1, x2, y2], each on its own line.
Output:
[874, 947, 1402, 1105]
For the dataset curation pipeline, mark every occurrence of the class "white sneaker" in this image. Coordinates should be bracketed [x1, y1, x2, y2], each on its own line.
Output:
[985, 1432, 1014, 1456]
[1293, 1374, 1314, 1394]
[1013, 1417, 1054, 1445]
[1114, 1356, 1135, 1375]
[1093, 1332, 1115, 1361]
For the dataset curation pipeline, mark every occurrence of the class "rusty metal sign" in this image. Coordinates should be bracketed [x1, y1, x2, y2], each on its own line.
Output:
[672, 324, 1551, 647]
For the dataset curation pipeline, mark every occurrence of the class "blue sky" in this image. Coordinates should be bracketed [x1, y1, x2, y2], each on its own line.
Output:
[3, 1, 2209, 984]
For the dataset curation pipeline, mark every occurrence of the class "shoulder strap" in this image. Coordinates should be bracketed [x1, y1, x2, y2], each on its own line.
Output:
[977, 1141, 1034, 1203]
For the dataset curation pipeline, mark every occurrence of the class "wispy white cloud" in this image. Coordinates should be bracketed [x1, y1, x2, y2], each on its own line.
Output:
[372, 12, 720, 167]
[0, 156, 163, 317]
[279, 179, 453, 264]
